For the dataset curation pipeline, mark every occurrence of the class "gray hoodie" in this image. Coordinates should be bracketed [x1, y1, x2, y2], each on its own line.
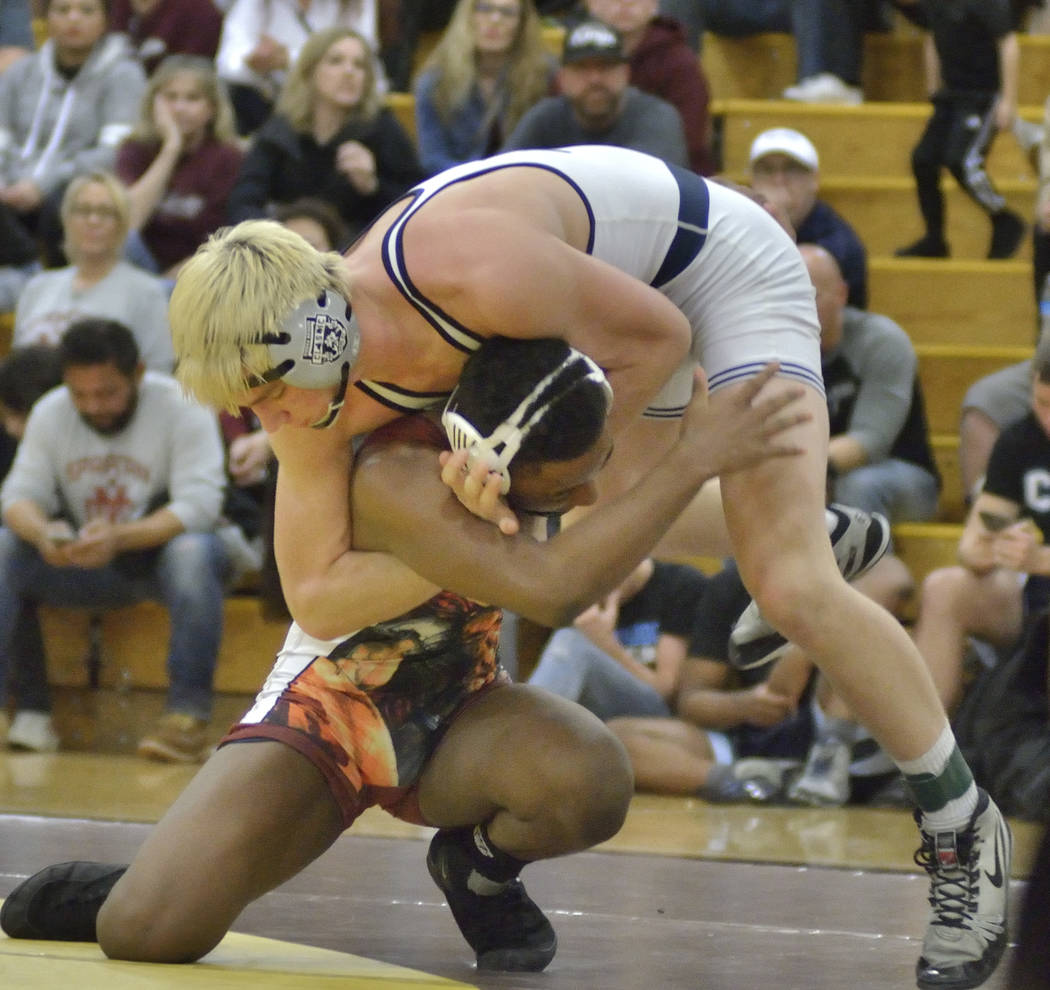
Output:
[0, 33, 146, 195]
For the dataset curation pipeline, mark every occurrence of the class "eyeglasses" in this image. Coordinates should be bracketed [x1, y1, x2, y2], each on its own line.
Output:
[474, 2, 520, 20]
[69, 204, 120, 220]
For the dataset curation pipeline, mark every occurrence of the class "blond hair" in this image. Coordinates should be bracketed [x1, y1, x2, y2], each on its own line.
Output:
[424, 0, 551, 135]
[277, 27, 382, 132]
[130, 55, 237, 145]
[60, 171, 130, 261]
[171, 220, 350, 410]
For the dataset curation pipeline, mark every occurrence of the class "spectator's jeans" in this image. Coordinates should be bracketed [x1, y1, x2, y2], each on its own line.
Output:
[831, 458, 940, 524]
[0, 528, 231, 719]
[695, 0, 863, 86]
[527, 627, 672, 721]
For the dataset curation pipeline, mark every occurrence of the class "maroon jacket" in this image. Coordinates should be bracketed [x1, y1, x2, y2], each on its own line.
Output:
[629, 17, 714, 176]
[110, 0, 223, 74]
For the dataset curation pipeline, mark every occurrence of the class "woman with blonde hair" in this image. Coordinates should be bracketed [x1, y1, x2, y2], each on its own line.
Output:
[12, 172, 173, 371]
[228, 27, 421, 237]
[115, 55, 245, 278]
[413, 0, 554, 177]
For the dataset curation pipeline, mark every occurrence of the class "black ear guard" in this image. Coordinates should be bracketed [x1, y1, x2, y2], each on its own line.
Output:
[260, 290, 361, 390]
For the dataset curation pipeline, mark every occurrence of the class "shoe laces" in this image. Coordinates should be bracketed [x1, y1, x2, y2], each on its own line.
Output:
[914, 828, 981, 930]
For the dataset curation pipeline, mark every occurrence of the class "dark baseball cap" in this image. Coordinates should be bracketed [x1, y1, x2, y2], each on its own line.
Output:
[562, 19, 626, 65]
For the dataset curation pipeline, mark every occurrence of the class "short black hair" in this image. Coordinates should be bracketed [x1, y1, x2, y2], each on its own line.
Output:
[46, 0, 111, 17]
[0, 345, 63, 414]
[59, 318, 140, 377]
[453, 336, 608, 466]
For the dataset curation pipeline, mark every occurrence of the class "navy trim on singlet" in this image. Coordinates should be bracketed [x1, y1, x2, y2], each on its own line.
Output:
[709, 359, 826, 395]
[652, 164, 710, 289]
[353, 380, 451, 413]
[381, 157, 597, 355]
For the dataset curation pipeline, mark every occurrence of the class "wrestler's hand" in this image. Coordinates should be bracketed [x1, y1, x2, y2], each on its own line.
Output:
[709, 176, 796, 240]
[439, 448, 521, 536]
[677, 363, 809, 478]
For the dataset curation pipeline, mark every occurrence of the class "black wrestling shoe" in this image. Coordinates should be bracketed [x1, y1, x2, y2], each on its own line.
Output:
[426, 828, 557, 972]
[987, 210, 1025, 261]
[729, 504, 891, 670]
[914, 790, 1012, 989]
[895, 235, 950, 258]
[0, 861, 127, 941]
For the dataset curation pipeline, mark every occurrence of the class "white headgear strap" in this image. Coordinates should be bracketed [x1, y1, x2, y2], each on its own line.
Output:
[441, 348, 612, 494]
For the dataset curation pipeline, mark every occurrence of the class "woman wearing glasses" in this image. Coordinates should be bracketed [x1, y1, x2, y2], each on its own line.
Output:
[12, 172, 173, 372]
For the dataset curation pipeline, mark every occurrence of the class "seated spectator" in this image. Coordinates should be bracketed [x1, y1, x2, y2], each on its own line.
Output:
[13, 172, 174, 371]
[109, 0, 223, 75]
[116, 55, 244, 279]
[0, 0, 33, 76]
[749, 128, 868, 308]
[687, 0, 872, 104]
[228, 27, 422, 239]
[502, 18, 689, 168]
[0, 318, 234, 762]
[527, 557, 708, 720]
[0, 0, 146, 269]
[413, 0, 554, 178]
[608, 558, 903, 808]
[582, 0, 714, 174]
[1033, 89, 1050, 329]
[912, 340, 1050, 715]
[217, 0, 381, 136]
[894, 0, 1026, 260]
[0, 344, 64, 754]
[273, 195, 350, 251]
[378, 0, 457, 92]
[959, 358, 1031, 503]
[804, 244, 940, 523]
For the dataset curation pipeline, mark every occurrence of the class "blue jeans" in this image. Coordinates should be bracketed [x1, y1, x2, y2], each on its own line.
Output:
[0, 528, 231, 718]
[697, 0, 863, 85]
[527, 628, 672, 721]
[831, 458, 941, 524]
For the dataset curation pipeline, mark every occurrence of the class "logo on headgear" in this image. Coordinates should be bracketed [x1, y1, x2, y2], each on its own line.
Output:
[302, 310, 349, 366]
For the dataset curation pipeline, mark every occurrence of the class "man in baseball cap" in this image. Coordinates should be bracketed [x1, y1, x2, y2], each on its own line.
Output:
[749, 127, 868, 310]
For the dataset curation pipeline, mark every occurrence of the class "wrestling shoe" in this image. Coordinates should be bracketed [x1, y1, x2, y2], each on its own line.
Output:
[914, 790, 1011, 989]
[426, 828, 557, 971]
[729, 504, 891, 670]
[0, 861, 127, 941]
[787, 739, 851, 807]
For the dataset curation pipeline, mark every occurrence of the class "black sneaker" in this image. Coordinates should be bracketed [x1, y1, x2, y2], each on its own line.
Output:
[987, 210, 1025, 260]
[896, 236, 950, 258]
[426, 828, 557, 971]
[913, 790, 1011, 989]
[729, 504, 890, 670]
[0, 861, 127, 941]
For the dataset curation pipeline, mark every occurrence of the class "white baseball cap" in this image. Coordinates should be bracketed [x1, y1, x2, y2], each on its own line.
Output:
[749, 127, 819, 170]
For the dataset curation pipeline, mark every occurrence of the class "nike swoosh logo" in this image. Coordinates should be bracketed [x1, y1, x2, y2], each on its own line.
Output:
[985, 824, 1004, 889]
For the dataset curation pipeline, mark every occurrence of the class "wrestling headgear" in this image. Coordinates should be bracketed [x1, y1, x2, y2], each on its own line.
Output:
[259, 290, 360, 428]
[441, 348, 613, 495]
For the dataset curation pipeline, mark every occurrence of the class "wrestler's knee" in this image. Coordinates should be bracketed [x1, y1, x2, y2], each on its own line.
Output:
[537, 721, 633, 848]
[98, 878, 226, 964]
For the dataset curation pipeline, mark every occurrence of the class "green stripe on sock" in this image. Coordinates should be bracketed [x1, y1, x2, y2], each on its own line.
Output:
[904, 745, 974, 813]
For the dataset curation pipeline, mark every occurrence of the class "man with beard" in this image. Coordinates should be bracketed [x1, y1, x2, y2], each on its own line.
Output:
[0, 317, 233, 763]
[502, 18, 689, 168]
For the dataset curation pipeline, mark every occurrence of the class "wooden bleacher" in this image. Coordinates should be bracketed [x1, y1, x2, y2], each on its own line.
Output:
[8, 22, 1045, 737]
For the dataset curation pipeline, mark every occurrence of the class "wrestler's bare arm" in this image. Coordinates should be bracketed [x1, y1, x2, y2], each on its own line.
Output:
[351, 368, 808, 628]
[268, 424, 439, 640]
[402, 211, 693, 436]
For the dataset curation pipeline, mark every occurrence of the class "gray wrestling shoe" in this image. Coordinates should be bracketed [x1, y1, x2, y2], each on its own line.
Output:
[914, 790, 1012, 989]
[728, 504, 891, 670]
[787, 739, 852, 808]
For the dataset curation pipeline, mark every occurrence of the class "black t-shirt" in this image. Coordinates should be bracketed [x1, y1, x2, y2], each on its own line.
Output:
[984, 412, 1050, 542]
[615, 562, 710, 665]
[920, 0, 1012, 94]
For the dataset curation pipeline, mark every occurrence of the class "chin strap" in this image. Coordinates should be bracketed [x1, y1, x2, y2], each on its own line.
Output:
[309, 362, 351, 429]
